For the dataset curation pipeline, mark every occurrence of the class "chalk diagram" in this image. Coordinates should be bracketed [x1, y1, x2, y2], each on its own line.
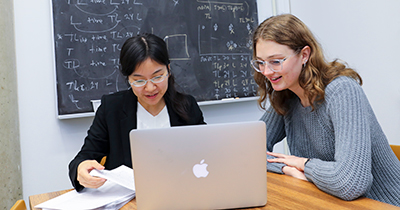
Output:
[62, 3, 142, 86]
[164, 34, 191, 61]
[57, 2, 143, 110]
[194, 0, 258, 100]
[197, 1, 252, 55]
[71, 4, 121, 33]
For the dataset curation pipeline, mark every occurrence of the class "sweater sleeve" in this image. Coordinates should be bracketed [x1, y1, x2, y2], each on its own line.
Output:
[260, 105, 287, 174]
[303, 77, 373, 200]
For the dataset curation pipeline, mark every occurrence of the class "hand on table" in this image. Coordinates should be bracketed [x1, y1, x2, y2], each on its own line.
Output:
[281, 166, 307, 180]
[267, 152, 309, 181]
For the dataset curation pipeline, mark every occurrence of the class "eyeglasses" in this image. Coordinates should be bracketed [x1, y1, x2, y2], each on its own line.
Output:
[129, 72, 169, 87]
[250, 52, 297, 73]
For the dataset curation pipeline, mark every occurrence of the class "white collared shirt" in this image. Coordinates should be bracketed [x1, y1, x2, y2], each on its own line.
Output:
[136, 102, 170, 129]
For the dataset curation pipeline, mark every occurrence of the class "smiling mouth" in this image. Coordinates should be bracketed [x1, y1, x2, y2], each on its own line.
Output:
[146, 93, 158, 98]
[271, 76, 282, 81]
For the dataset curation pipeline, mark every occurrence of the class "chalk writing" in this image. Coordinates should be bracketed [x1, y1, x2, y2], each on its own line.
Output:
[52, 0, 258, 115]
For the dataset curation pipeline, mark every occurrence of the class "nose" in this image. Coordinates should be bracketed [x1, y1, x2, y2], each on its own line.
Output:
[144, 80, 156, 92]
[261, 65, 274, 77]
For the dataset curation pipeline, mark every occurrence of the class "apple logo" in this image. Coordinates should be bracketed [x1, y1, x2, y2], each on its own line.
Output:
[192, 159, 209, 178]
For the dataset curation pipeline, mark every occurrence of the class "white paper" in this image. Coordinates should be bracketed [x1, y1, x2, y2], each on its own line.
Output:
[35, 165, 135, 210]
[89, 165, 135, 191]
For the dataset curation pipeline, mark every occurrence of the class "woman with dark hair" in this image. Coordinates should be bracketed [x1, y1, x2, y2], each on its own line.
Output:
[252, 14, 400, 206]
[69, 33, 205, 192]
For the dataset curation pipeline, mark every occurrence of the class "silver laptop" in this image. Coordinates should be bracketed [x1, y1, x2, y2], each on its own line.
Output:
[129, 121, 267, 210]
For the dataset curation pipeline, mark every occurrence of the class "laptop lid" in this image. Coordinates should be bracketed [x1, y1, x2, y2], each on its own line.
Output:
[130, 121, 267, 210]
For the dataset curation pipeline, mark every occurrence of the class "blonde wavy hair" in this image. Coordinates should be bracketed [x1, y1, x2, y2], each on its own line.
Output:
[252, 14, 362, 115]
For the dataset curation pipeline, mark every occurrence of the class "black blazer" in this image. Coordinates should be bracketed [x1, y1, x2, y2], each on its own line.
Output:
[69, 90, 206, 191]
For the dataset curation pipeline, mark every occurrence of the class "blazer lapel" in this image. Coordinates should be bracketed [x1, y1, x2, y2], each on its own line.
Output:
[120, 90, 138, 165]
[165, 96, 184, 126]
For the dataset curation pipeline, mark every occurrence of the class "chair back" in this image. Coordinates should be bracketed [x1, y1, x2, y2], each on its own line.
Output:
[390, 145, 400, 161]
[10, 200, 26, 210]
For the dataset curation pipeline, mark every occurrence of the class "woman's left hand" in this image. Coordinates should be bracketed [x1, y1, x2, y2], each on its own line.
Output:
[267, 151, 309, 172]
[282, 166, 307, 181]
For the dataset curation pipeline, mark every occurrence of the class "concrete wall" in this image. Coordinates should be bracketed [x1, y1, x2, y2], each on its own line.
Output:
[0, 0, 22, 209]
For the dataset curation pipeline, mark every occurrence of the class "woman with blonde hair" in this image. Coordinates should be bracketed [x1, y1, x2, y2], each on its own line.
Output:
[252, 14, 400, 206]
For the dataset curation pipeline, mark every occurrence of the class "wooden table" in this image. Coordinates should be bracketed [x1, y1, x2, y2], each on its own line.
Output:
[30, 172, 400, 210]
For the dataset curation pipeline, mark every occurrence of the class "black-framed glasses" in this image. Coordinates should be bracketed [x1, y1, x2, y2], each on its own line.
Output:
[129, 72, 169, 87]
[250, 52, 297, 73]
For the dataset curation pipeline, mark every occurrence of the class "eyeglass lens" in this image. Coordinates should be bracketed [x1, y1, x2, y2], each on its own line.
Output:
[130, 72, 168, 87]
[251, 60, 283, 73]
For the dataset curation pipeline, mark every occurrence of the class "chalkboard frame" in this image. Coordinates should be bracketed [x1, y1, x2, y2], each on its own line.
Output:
[50, 0, 260, 119]
[57, 96, 258, 119]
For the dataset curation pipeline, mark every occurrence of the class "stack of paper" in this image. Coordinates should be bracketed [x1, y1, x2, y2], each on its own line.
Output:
[35, 165, 135, 210]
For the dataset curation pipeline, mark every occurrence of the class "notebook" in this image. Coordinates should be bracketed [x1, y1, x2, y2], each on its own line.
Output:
[129, 121, 267, 210]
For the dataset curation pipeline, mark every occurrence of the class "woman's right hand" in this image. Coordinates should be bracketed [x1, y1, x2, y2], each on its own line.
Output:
[77, 160, 106, 189]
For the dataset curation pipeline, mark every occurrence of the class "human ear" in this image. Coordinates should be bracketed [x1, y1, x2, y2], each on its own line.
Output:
[301, 46, 311, 65]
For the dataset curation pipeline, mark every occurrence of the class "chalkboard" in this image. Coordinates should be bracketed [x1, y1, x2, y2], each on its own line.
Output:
[52, 0, 259, 117]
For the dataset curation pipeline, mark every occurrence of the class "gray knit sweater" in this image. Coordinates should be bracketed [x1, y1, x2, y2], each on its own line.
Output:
[261, 76, 400, 206]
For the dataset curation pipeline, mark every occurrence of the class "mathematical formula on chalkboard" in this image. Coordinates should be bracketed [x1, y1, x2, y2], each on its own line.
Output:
[52, 0, 259, 117]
